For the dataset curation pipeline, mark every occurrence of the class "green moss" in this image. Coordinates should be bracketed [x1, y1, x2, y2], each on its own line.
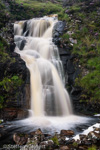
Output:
[72, 142, 78, 148]
[58, 10, 69, 21]
[61, 33, 70, 40]
[51, 136, 59, 146]
[9, 0, 63, 20]
[69, 4, 81, 13]
[61, 1, 100, 105]
[0, 76, 23, 109]
[88, 145, 96, 150]
[0, 37, 15, 63]
[78, 12, 86, 19]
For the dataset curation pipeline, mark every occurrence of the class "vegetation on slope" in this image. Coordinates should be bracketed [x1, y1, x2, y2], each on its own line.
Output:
[8, 0, 63, 20]
[61, 1, 100, 108]
[0, 36, 23, 109]
[0, 1, 10, 29]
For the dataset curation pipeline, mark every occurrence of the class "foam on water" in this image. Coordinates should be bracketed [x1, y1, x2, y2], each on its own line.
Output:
[73, 123, 100, 141]
[13, 115, 91, 134]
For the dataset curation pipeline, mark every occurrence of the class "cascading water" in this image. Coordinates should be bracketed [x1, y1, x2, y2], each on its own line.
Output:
[14, 15, 73, 117]
[0, 15, 93, 142]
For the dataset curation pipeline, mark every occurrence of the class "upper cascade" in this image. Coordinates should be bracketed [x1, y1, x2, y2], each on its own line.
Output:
[14, 15, 73, 117]
[14, 15, 58, 38]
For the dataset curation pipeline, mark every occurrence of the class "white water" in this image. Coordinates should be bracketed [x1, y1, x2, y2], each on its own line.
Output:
[73, 123, 100, 141]
[14, 15, 73, 117]
[13, 115, 91, 135]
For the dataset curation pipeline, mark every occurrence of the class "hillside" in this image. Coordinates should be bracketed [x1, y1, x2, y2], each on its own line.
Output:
[61, 0, 100, 113]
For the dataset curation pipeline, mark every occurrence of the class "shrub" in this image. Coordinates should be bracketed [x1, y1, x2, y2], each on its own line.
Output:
[0, 76, 23, 109]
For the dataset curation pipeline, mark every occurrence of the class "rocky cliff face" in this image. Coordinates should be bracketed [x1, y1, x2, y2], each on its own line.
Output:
[0, 0, 30, 120]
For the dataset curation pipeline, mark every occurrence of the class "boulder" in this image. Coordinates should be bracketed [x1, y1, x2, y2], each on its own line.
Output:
[78, 146, 86, 150]
[69, 38, 77, 44]
[40, 139, 54, 147]
[60, 145, 70, 150]
[13, 133, 28, 145]
[88, 131, 100, 140]
[2, 108, 28, 121]
[79, 134, 87, 140]
[29, 129, 45, 144]
[35, 128, 43, 135]
[60, 130, 74, 136]
[40, 139, 54, 149]
[53, 21, 66, 45]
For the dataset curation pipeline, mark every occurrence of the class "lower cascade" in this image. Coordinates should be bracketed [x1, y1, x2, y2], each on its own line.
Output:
[14, 15, 73, 117]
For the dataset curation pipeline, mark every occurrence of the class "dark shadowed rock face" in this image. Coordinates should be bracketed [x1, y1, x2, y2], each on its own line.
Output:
[58, 46, 82, 113]
[1, 108, 28, 121]
[53, 21, 66, 45]
[0, 21, 30, 120]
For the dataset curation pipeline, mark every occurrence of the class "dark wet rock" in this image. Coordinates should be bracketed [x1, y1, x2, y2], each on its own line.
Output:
[0, 129, 8, 140]
[28, 129, 45, 145]
[22, 21, 30, 36]
[66, 61, 80, 85]
[6, 58, 26, 80]
[29, 131, 35, 137]
[27, 133, 45, 146]
[21, 39, 26, 50]
[83, 140, 92, 146]
[66, 59, 75, 74]
[27, 136, 39, 145]
[94, 127, 100, 132]
[79, 134, 87, 140]
[13, 133, 28, 145]
[10, 42, 16, 52]
[53, 21, 66, 45]
[3, 108, 17, 121]
[70, 86, 82, 100]
[40, 140, 54, 149]
[35, 128, 43, 135]
[60, 145, 70, 150]
[0, 125, 4, 128]
[78, 146, 86, 150]
[14, 36, 27, 50]
[1, 125, 100, 149]
[88, 131, 100, 140]
[1, 108, 28, 121]
[66, 139, 75, 144]
[58, 46, 81, 113]
[60, 130, 74, 136]
[17, 109, 29, 119]
[17, 39, 26, 50]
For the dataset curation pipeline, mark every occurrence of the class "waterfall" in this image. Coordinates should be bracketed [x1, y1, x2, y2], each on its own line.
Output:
[14, 15, 73, 117]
